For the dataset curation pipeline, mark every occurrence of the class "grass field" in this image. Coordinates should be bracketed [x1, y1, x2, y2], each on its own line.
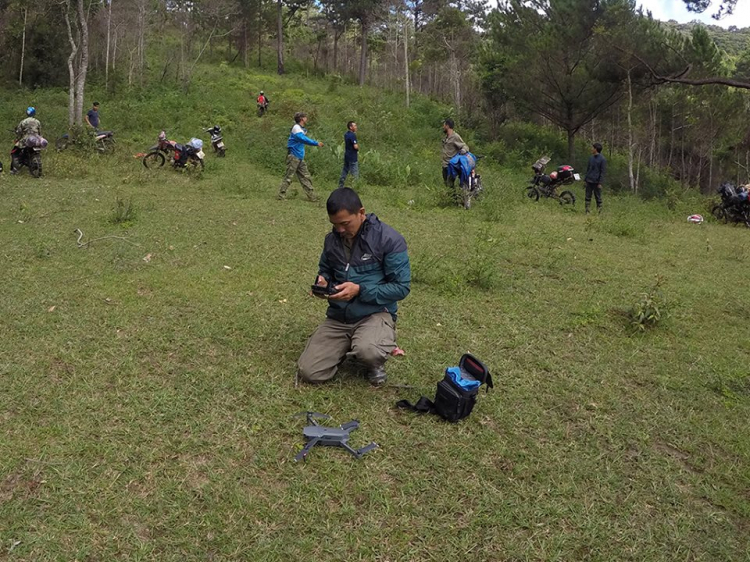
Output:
[2, 68, 750, 561]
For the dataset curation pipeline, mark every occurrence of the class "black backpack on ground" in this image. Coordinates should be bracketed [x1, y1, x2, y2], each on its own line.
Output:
[396, 354, 493, 423]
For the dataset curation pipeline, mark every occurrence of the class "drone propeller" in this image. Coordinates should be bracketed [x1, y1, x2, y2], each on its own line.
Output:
[292, 411, 330, 423]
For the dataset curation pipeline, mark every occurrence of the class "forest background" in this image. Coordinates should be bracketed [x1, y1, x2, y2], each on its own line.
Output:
[1, 0, 750, 196]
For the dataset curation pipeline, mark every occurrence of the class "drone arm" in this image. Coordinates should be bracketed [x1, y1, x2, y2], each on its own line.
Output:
[294, 437, 321, 462]
[342, 441, 379, 459]
[340, 420, 359, 431]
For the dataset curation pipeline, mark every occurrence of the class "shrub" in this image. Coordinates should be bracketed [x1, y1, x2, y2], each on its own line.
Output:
[629, 276, 666, 333]
[110, 196, 137, 225]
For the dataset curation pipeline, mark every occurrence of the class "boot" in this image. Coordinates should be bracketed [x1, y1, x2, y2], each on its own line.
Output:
[367, 366, 387, 387]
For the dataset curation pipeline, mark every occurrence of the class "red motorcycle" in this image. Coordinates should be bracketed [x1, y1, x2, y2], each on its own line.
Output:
[525, 156, 577, 205]
[142, 131, 204, 171]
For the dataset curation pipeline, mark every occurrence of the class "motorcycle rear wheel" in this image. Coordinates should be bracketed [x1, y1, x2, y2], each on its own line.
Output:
[29, 154, 42, 178]
[218, 148, 226, 157]
[526, 186, 540, 201]
[143, 151, 166, 169]
[558, 190, 575, 205]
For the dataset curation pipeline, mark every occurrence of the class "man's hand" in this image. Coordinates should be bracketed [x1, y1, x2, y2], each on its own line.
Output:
[317, 141, 324, 147]
[328, 282, 360, 301]
[597, 183, 602, 188]
[312, 275, 329, 299]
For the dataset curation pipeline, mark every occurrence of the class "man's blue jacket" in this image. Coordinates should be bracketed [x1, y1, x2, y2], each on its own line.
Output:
[287, 123, 319, 160]
[318, 214, 411, 324]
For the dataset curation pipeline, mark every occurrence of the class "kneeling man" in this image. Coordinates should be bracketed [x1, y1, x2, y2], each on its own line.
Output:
[298, 188, 411, 386]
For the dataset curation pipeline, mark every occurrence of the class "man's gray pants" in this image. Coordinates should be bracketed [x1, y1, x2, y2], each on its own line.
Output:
[297, 312, 396, 383]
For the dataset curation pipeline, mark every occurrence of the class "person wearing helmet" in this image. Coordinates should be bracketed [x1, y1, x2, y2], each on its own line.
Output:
[257, 91, 269, 107]
[16, 107, 42, 148]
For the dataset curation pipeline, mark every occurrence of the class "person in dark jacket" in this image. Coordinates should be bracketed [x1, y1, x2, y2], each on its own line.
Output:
[585, 142, 606, 213]
[298, 188, 411, 387]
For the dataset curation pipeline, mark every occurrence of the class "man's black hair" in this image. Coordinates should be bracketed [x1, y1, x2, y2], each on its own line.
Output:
[444, 118, 455, 129]
[593, 142, 603, 153]
[327, 188, 363, 215]
[347, 121, 356, 130]
[93, 102, 100, 107]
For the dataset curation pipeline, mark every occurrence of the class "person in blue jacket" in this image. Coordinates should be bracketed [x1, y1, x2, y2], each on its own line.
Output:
[298, 188, 411, 387]
[278, 112, 324, 201]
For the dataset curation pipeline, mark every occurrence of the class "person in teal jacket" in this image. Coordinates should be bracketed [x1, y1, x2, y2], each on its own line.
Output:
[277, 111, 323, 201]
[298, 188, 411, 386]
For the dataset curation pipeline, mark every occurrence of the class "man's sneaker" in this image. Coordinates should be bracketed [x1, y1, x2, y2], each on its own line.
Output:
[307, 194, 319, 203]
[367, 366, 387, 387]
[277, 193, 287, 200]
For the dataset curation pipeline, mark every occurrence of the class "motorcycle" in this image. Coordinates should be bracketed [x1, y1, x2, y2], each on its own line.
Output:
[204, 125, 226, 157]
[11, 134, 47, 178]
[142, 131, 204, 172]
[525, 156, 577, 205]
[711, 182, 750, 227]
[56, 130, 116, 153]
[447, 152, 484, 210]
[257, 101, 269, 117]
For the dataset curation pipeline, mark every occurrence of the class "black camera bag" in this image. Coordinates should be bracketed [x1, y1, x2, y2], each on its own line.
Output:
[396, 354, 493, 423]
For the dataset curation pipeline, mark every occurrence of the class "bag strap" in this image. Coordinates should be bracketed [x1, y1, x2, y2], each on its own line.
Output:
[395, 396, 436, 414]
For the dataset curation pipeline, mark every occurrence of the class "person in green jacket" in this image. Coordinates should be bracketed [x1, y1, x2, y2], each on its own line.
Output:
[298, 188, 411, 387]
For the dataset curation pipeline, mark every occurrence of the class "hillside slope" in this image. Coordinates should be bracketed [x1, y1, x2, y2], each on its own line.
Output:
[1, 67, 749, 561]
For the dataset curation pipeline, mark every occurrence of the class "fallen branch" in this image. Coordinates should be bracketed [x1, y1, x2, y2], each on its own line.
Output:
[74, 228, 139, 248]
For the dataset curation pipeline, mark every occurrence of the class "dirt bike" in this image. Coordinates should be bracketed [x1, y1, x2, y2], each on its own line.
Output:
[460, 155, 484, 210]
[711, 182, 750, 227]
[204, 125, 226, 157]
[142, 131, 204, 172]
[525, 156, 577, 205]
[56, 130, 116, 153]
[142, 130, 176, 169]
[10, 134, 47, 178]
[257, 101, 269, 117]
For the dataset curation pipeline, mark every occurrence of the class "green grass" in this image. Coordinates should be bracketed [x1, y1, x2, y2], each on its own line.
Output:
[1, 67, 750, 561]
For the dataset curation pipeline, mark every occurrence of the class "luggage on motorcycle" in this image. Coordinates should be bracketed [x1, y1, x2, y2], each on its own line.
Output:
[718, 182, 737, 200]
[557, 165, 574, 182]
[188, 138, 203, 151]
[396, 354, 494, 423]
[25, 135, 48, 149]
[532, 156, 550, 173]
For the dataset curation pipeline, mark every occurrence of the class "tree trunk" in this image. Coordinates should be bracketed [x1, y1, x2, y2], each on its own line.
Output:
[243, 21, 248, 67]
[277, 0, 284, 75]
[19, 7, 28, 86]
[403, 15, 410, 108]
[257, 8, 262, 68]
[567, 129, 575, 163]
[333, 28, 340, 73]
[358, 20, 368, 86]
[64, 5, 78, 128]
[626, 69, 636, 193]
[74, 0, 89, 126]
[105, 0, 112, 91]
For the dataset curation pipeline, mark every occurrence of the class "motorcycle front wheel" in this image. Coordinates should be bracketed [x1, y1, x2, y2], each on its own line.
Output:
[558, 190, 575, 205]
[143, 151, 166, 169]
[526, 186, 540, 201]
[711, 205, 727, 224]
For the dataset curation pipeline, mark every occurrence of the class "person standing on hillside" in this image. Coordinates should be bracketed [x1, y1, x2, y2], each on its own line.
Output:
[278, 112, 323, 202]
[298, 188, 411, 387]
[338, 121, 359, 188]
[85, 102, 100, 130]
[584, 142, 606, 214]
[441, 118, 469, 192]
